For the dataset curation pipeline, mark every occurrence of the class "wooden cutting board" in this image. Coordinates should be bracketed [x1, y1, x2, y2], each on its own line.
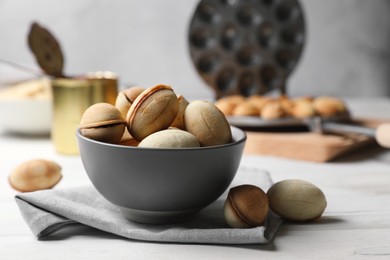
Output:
[244, 118, 386, 162]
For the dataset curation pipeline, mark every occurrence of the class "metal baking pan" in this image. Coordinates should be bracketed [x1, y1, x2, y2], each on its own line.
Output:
[188, 0, 306, 98]
[227, 114, 390, 148]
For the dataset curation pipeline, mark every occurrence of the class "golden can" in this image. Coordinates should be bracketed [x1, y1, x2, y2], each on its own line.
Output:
[51, 71, 118, 155]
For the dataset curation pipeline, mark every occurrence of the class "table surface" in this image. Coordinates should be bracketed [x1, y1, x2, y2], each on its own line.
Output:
[1, 98, 390, 259]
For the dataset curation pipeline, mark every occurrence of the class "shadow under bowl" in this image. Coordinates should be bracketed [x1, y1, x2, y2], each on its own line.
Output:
[76, 126, 246, 224]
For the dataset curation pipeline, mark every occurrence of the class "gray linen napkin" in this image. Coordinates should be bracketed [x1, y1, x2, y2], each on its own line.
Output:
[15, 166, 282, 244]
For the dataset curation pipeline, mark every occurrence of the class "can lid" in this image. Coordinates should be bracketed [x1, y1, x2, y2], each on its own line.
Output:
[28, 22, 65, 78]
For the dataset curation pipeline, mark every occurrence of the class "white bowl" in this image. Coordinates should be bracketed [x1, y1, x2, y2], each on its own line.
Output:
[0, 99, 51, 135]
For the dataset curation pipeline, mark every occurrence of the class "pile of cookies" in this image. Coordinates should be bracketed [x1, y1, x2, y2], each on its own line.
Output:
[79, 84, 232, 148]
[215, 94, 348, 120]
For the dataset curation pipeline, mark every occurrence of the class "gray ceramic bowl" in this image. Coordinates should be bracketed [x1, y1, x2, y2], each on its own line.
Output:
[76, 126, 246, 224]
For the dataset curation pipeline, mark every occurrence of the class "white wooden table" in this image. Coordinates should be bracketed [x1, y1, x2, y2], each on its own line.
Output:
[1, 98, 390, 259]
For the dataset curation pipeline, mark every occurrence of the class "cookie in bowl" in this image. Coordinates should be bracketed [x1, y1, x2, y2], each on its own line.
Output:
[79, 103, 126, 144]
[115, 86, 145, 119]
[184, 100, 232, 146]
[138, 129, 200, 148]
[126, 84, 179, 141]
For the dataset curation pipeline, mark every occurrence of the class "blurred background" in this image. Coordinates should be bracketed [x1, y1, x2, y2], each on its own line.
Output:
[1, 0, 390, 99]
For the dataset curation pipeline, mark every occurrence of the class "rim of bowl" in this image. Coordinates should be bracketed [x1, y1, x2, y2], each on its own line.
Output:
[76, 126, 246, 152]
